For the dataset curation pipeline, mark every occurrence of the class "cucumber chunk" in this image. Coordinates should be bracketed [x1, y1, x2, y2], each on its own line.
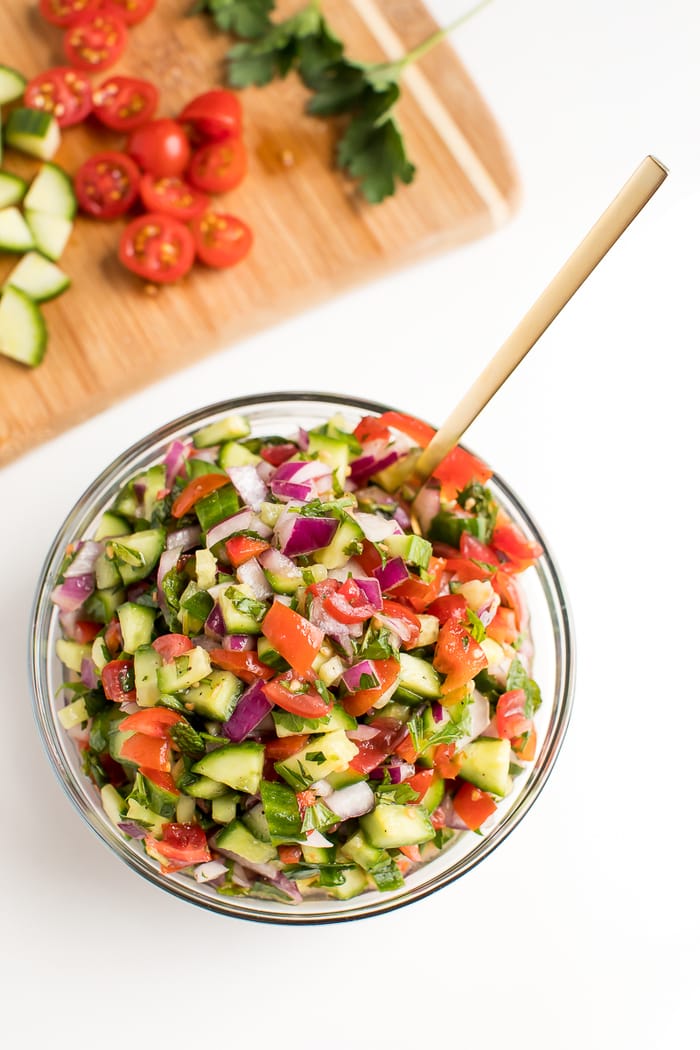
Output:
[275, 730, 359, 788]
[25, 210, 73, 261]
[5, 251, 70, 303]
[178, 669, 242, 721]
[0, 207, 35, 252]
[193, 414, 251, 448]
[24, 163, 77, 220]
[192, 742, 265, 794]
[396, 652, 442, 700]
[458, 738, 512, 797]
[312, 516, 363, 570]
[117, 602, 157, 653]
[5, 108, 61, 160]
[0, 171, 28, 209]
[109, 527, 165, 585]
[215, 820, 276, 864]
[0, 65, 27, 106]
[360, 803, 435, 849]
[0, 285, 47, 367]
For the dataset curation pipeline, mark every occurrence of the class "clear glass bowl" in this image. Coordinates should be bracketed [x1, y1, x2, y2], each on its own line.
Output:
[30, 393, 575, 923]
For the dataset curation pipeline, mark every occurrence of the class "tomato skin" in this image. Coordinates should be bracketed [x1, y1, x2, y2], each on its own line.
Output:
[73, 619, 102, 643]
[323, 578, 376, 625]
[39, 0, 99, 28]
[93, 75, 158, 131]
[119, 707, 186, 737]
[453, 782, 497, 830]
[512, 726, 537, 761]
[119, 213, 195, 284]
[64, 12, 128, 72]
[353, 416, 391, 444]
[209, 649, 275, 684]
[495, 688, 532, 740]
[263, 672, 331, 718]
[100, 0, 155, 26]
[261, 601, 323, 675]
[486, 606, 518, 646]
[146, 823, 210, 870]
[104, 617, 123, 655]
[264, 734, 309, 763]
[492, 570, 525, 633]
[259, 443, 297, 466]
[342, 658, 401, 718]
[120, 732, 170, 771]
[179, 89, 243, 142]
[348, 716, 406, 774]
[140, 174, 209, 221]
[152, 633, 193, 662]
[101, 659, 135, 701]
[140, 768, 179, 794]
[433, 743, 463, 779]
[433, 617, 487, 694]
[127, 119, 191, 177]
[191, 212, 253, 269]
[25, 67, 92, 128]
[426, 594, 467, 625]
[187, 136, 247, 194]
[391, 556, 446, 612]
[75, 151, 140, 220]
[379, 600, 421, 649]
[491, 521, 544, 574]
[406, 768, 434, 802]
[225, 535, 269, 567]
[171, 473, 229, 518]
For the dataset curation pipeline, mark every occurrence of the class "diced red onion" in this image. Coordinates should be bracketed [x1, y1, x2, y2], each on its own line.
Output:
[80, 658, 98, 689]
[384, 760, 415, 784]
[373, 611, 414, 645]
[432, 701, 447, 724]
[214, 848, 278, 880]
[310, 778, 332, 797]
[271, 479, 313, 502]
[194, 860, 228, 883]
[221, 633, 255, 652]
[274, 513, 338, 557]
[412, 485, 441, 536]
[441, 795, 469, 831]
[327, 557, 366, 582]
[157, 546, 181, 605]
[237, 557, 273, 599]
[164, 439, 189, 489]
[166, 525, 200, 551]
[231, 863, 253, 889]
[269, 871, 303, 903]
[64, 540, 103, 578]
[477, 594, 500, 628]
[352, 511, 403, 542]
[308, 597, 363, 639]
[59, 610, 80, 640]
[393, 505, 412, 531]
[256, 460, 276, 484]
[51, 573, 94, 612]
[206, 509, 272, 548]
[120, 701, 140, 715]
[189, 634, 219, 652]
[325, 782, 375, 820]
[222, 681, 273, 743]
[126, 580, 151, 602]
[354, 485, 398, 511]
[373, 557, 409, 591]
[258, 546, 303, 584]
[227, 465, 268, 511]
[296, 428, 309, 450]
[347, 725, 381, 742]
[342, 659, 378, 693]
[118, 821, 148, 839]
[467, 692, 491, 742]
[204, 602, 225, 639]
[354, 577, 382, 608]
[350, 449, 399, 484]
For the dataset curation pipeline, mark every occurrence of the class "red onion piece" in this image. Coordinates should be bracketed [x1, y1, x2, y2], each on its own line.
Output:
[412, 485, 441, 536]
[269, 871, 303, 903]
[237, 558, 273, 599]
[354, 577, 382, 609]
[393, 504, 411, 531]
[164, 439, 189, 489]
[440, 794, 469, 831]
[258, 547, 302, 584]
[204, 602, 225, 639]
[350, 450, 399, 484]
[118, 821, 148, 839]
[275, 514, 338, 557]
[194, 860, 228, 883]
[352, 511, 403, 542]
[373, 611, 414, 645]
[347, 725, 381, 742]
[432, 701, 447, 724]
[227, 465, 268, 511]
[296, 428, 309, 450]
[59, 609, 80, 639]
[157, 546, 181, 606]
[51, 573, 94, 612]
[206, 509, 272, 548]
[325, 782, 375, 819]
[166, 525, 200, 551]
[80, 658, 98, 689]
[373, 557, 409, 591]
[221, 633, 255, 652]
[64, 540, 103, 578]
[308, 597, 363, 640]
[342, 659, 378, 693]
[222, 681, 273, 743]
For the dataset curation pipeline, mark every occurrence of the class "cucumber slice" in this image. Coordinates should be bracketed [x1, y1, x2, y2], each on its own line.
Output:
[25, 210, 73, 262]
[5, 251, 70, 302]
[0, 286, 47, 367]
[192, 742, 265, 794]
[0, 65, 26, 106]
[0, 207, 35, 252]
[5, 108, 60, 160]
[360, 803, 435, 849]
[193, 415, 251, 448]
[0, 171, 28, 209]
[24, 163, 77, 220]
[458, 738, 512, 797]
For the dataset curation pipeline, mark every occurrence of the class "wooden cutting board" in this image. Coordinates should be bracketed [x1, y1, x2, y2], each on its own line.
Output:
[0, 0, 518, 466]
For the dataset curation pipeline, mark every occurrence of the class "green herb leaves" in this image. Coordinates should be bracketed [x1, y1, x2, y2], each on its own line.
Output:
[190, 0, 274, 38]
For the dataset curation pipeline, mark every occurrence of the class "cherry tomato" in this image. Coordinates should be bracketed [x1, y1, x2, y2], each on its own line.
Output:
[264, 735, 309, 764]
[140, 174, 209, 221]
[63, 11, 128, 72]
[24, 67, 92, 128]
[323, 578, 376, 625]
[74, 151, 140, 220]
[342, 658, 400, 718]
[433, 617, 487, 696]
[127, 119, 191, 177]
[186, 136, 247, 194]
[99, 0, 155, 25]
[39, 0, 99, 28]
[93, 75, 158, 132]
[119, 213, 195, 284]
[120, 732, 170, 771]
[179, 89, 243, 142]
[101, 659, 135, 701]
[191, 212, 253, 269]
[73, 620, 103, 644]
[453, 783, 497, 830]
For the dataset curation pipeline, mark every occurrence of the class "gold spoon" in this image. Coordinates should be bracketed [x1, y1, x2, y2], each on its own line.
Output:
[412, 156, 668, 510]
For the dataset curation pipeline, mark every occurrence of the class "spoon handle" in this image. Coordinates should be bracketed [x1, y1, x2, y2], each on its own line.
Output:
[415, 155, 668, 481]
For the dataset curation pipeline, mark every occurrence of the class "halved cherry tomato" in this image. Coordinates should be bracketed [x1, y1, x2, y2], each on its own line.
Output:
[119, 212, 195, 283]
[263, 672, 331, 718]
[225, 535, 269, 567]
[278, 843, 302, 865]
[261, 601, 323, 675]
[406, 768, 434, 802]
[323, 578, 376, 625]
[342, 658, 400, 718]
[512, 725, 537, 761]
[491, 520, 544, 574]
[191, 212, 253, 269]
[101, 658, 135, 701]
[63, 11, 127, 72]
[486, 606, 518, 646]
[426, 594, 467, 625]
[152, 633, 193, 662]
[391, 556, 446, 612]
[120, 707, 186, 737]
[353, 416, 391, 444]
[100, 0, 155, 25]
[453, 782, 497, 830]
[379, 600, 421, 649]
[433, 743, 462, 779]
[93, 74, 158, 131]
[171, 472, 229, 518]
[433, 617, 487, 695]
[179, 89, 243, 142]
[127, 119, 191, 177]
[496, 688, 532, 740]
[209, 649, 275, 684]
[140, 174, 209, 221]
[39, 0, 99, 27]
[120, 732, 170, 771]
[187, 136, 247, 194]
[140, 768, 179, 794]
[24, 67, 92, 128]
[264, 734, 309, 763]
[75, 151, 140, 220]
[73, 619, 102, 644]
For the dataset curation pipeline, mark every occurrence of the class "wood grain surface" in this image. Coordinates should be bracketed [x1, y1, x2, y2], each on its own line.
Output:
[0, 0, 519, 466]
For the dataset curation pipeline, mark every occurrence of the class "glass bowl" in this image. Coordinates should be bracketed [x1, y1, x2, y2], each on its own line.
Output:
[30, 392, 575, 923]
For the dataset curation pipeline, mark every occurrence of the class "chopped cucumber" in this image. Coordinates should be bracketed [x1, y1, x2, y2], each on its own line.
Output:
[458, 738, 512, 797]
[101, 784, 127, 828]
[117, 602, 157, 654]
[0, 207, 35, 252]
[219, 441, 261, 468]
[109, 528, 165, 586]
[0, 286, 47, 367]
[156, 646, 212, 694]
[25, 210, 73, 261]
[5, 108, 60, 160]
[5, 251, 70, 302]
[0, 171, 27, 209]
[0, 65, 27, 106]
[181, 774, 230, 800]
[192, 742, 265, 794]
[212, 792, 239, 825]
[360, 803, 435, 849]
[216, 820, 276, 864]
[272, 704, 356, 738]
[94, 511, 130, 541]
[134, 646, 162, 707]
[24, 163, 77, 220]
[326, 865, 369, 900]
[193, 414, 251, 448]
[275, 730, 359, 788]
[396, 652, 442, 700]
[312, 516, 363, 570]
[178, 669, 243, 721]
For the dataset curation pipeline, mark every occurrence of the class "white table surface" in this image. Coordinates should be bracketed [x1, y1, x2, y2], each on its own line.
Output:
[2, 1, 698, 1046]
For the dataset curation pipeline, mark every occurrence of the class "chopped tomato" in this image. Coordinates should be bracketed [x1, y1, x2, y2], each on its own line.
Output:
[512, 726, 537, 761]
[187, 136, 247, 194]
[496, 688, 532, 741]
[259, 443, 297, 466]
[73, 619, 102, 643]
[263, 673, 331, 718]
[425, 594, 467, 625]
[140, 174, 209, 221]
[98, 752, 127, 788]
[119, 212, 196, 283]
[342, 658, 400, 718]
[430, 807, 447, 830]
[152, 633, 193, 662]
[25, 67, 92, 127]
[63, 11, 128, 72]
[433, 743, 463, 779]
[39, 0, 99, 28]
[453, 782, 497, 830]
[394, 734, 418, 763]
[399, 844, 422, 863]
[353, 416, 391, 444]
[392, 556, 446, 612]
[75, 151, 140, 220]
[225, 535, 270, 567]
[209, 649, 274, 684]
[348, 716, 407, 774]
[278, 844, 302, 865]
[100, 0, 155, 25]
[323, 578, 376, 625]
[119, 707, 186, 737]
[406, 768, 434, 801]
[379, 600, 421, 649]
[492, 570, 525, 632]
[192, 212, 253, 269]
[104, 617, 123, 655]
[93, 75, 158, 131]
[171, 473, 229, 517]
[491, 520, 543, 574]
[179, 89, 243, 142]
[101, 659, 135, 701]
[433, 617, 487, 695]
[376, 411, 492, 498]
[120, 732, 170, 771]
[264, 734, 309, 763]
[355, 539, 383, 576]
[261, 600, 323, 675]
[146, 822, 210, 870]
[140, 768, 179, 794]
[486, 607, 519, 645]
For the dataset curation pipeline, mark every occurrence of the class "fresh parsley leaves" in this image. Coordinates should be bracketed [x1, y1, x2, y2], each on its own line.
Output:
[189, 0, 273, 38]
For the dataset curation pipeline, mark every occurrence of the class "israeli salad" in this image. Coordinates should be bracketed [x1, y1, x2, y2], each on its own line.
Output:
[51, 409, 544, 904]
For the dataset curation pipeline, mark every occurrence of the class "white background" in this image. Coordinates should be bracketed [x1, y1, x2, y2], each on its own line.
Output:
[2, 1, 698, 1047]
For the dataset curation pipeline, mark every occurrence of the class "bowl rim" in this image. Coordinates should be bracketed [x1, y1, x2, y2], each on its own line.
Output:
[29, 391, 576, 924]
